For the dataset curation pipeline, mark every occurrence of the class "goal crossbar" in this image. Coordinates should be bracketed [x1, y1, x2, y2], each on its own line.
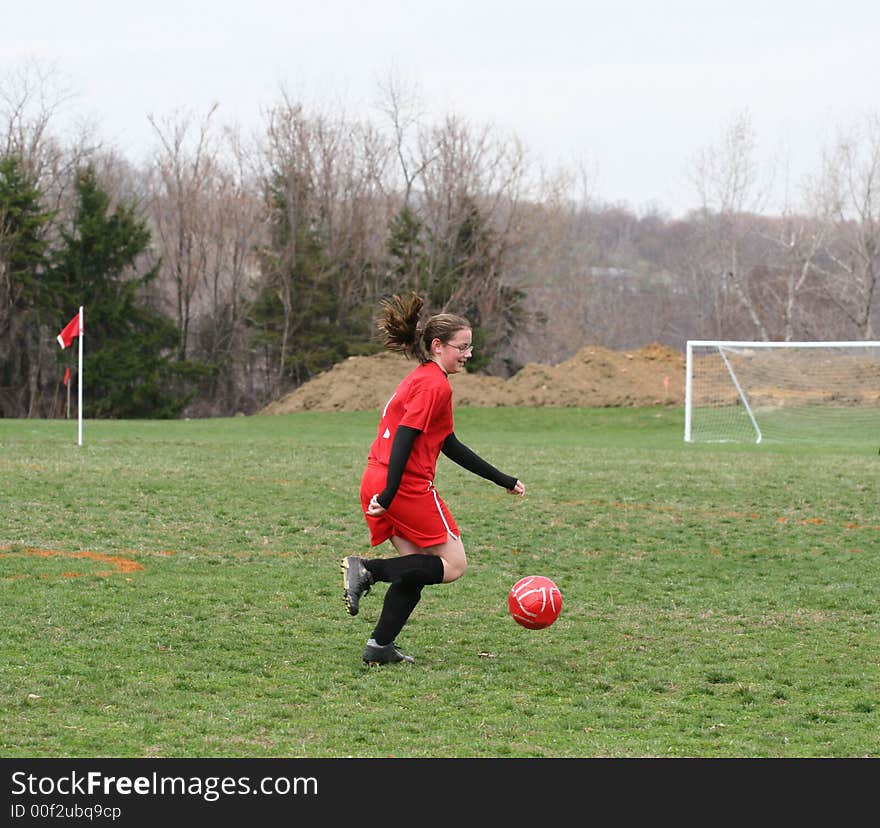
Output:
[686, 340, 877, 348]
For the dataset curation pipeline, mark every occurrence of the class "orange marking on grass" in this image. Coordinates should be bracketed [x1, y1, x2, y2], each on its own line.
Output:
[0, 546, 144, 578]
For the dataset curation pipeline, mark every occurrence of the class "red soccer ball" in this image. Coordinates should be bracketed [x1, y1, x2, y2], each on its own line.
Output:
[508, 576, 563, 629]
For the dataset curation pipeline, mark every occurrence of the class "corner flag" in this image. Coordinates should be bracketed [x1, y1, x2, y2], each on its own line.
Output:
[57, 307, 84, 445]
[57, 311, 82, 348]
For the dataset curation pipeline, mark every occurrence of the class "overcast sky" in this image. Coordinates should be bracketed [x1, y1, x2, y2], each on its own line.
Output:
[3, 0, 879, 217]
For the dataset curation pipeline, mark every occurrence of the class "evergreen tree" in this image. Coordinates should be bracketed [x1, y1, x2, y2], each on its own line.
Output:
[53, 166, 200, 418]
[386, 205, 430, 294]
[250, 178, 351, 390]
[0, 155, 56, 416]
[0, 155, 54, 307]
[380, 197, 526, 373]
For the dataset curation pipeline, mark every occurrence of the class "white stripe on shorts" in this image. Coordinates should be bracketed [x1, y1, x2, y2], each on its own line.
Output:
[430, 484, 459, 541]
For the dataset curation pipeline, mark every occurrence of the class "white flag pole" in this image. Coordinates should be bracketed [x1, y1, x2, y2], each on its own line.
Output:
[77, 305, 84, 446]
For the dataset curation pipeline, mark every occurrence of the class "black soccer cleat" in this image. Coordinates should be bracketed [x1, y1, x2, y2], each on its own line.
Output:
[362, 640, 415, 666]
[342, 556, 373, 616]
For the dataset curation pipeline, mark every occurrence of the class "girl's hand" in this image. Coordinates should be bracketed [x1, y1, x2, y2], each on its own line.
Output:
[366, 493, 386, 516]
[509, 480, 525, 497]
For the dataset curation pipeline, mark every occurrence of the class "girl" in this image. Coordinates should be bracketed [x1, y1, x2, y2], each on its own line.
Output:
[342, 293, 525, 665]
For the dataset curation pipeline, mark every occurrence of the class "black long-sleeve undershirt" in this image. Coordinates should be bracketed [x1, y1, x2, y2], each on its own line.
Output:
[376, 426, 419, 509]
[441, 432, 517, 491]
[375, 427, 517, 509]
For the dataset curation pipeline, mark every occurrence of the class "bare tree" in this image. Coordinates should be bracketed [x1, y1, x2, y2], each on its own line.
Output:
[375, 68, 433, 205]
[414, 115, 528, 341]
[195, 127, 265, 412]
[759, 212, 826, 340]
[807, 111, 880, 339]
[504, 166, 602, 365]
[307, 111, 393, 312]
[147, 104, 221, 360]
[258, 96, 319, 389]
[687, 110, 777, 339]
[376, 77, 532, 349]
[1, 58, 98, 219]
[0, 58, 99, 418]
[257, 90, 396, 394]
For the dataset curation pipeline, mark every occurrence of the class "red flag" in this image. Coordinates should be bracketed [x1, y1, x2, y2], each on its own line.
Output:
[56, 312, 81, 349]
[63, 366, 71, 386]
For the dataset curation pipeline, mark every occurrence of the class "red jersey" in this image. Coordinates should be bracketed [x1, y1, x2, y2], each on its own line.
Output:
[367, 361, 454, 484]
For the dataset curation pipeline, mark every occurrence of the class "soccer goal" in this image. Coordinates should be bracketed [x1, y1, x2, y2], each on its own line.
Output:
[684, 340, 880, 444]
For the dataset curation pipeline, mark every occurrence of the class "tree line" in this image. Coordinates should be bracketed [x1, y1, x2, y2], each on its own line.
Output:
[2, 64, 878, 419]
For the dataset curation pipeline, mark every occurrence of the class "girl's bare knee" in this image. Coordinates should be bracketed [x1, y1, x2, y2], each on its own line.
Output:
[441, 541, 467, 583]
[442, 561, 465, 583]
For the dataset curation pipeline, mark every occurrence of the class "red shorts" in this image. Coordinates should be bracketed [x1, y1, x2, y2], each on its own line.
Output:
[360, 462, 460, 548]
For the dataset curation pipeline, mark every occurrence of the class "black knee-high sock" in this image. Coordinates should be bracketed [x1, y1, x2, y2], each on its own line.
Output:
[372, 582, 423, 646]
[365, 556, 444, 646]
[365, 554, 444, 587]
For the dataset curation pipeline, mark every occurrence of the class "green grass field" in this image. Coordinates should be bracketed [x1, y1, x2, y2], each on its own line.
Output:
[1, 407, 878, 758]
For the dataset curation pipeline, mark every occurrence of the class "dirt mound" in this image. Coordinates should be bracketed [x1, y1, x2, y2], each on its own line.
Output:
[260, 343, 686, 414]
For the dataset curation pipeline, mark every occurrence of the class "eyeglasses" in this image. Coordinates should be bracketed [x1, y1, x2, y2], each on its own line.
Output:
[444, 342, 474, 354]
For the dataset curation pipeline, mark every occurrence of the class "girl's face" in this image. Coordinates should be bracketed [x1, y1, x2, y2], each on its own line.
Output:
[431, 329, 473, 374]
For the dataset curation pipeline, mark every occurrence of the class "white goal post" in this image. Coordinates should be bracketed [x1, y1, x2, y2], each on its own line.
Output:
[684, 340, 880, 444]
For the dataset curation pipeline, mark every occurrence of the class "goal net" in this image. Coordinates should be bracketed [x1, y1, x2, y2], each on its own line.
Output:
[684, 341, 880, 445]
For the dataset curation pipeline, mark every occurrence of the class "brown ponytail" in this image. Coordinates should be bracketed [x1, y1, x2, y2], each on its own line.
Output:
[376, 293, 470, 363]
